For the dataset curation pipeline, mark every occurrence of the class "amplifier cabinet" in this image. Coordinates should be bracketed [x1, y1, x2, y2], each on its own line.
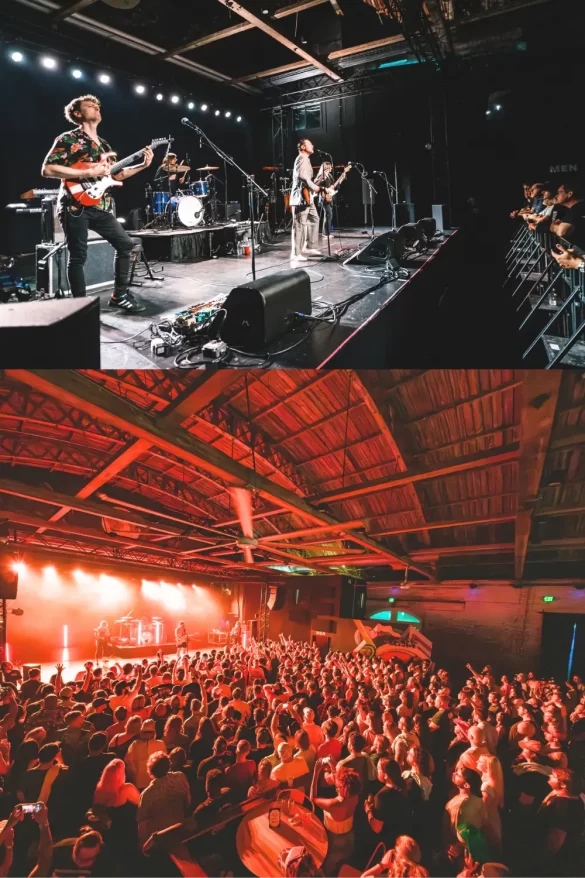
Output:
[36, 239, 115, 297]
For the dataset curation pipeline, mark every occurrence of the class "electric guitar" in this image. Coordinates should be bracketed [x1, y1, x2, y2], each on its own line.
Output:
[64, 137, 172, 207]
[322, 164, 352, 203]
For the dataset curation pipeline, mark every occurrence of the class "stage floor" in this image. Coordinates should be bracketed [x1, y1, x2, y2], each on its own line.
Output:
[97, 226, 455, 369]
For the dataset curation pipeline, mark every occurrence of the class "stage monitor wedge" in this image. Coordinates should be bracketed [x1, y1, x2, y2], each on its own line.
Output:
[343, 230, 405, 266]
[221, 269, 311, 351]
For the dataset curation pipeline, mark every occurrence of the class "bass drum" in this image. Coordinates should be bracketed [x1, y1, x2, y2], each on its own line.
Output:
[176, 194, 205, 228]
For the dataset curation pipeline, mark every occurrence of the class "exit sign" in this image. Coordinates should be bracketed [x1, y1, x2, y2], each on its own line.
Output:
[542, 595, 556, 603]
[388, 597, 395, 603]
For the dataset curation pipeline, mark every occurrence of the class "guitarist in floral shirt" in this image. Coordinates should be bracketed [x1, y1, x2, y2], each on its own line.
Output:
[42, 94, 153, 313]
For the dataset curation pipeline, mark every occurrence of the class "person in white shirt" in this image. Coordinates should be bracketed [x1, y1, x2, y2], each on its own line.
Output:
[125, 719, 167, 791]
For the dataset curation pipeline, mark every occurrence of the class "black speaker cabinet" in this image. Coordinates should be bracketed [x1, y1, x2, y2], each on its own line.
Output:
[0, 550, 18, 599]
[36, 238, 115, 297]
[0, 297, 100, 367]
[267, 586, 286, 612]
[343, 230, 405, 266]
[222, 269, 311, 351]
[339, 576, 367, 619]
[395, 202, 416, 226]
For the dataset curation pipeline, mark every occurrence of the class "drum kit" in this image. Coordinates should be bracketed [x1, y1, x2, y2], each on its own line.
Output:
[145, 165, 221, 229]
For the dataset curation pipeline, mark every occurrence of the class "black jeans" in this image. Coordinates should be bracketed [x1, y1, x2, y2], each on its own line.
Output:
[319, 201, 333, 235]
[62, 204, 135, 298]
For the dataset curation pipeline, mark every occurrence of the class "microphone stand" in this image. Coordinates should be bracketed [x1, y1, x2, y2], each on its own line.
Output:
[354, 162, 377, 239]
[375, 171, 398, 228]
[182, 118, 267, 281]
[165, 137, 173, 230]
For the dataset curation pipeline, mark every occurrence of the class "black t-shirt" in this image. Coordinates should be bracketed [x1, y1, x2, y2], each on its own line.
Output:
[181, 681, 202, 700]
[557, 200, 585, 250]
[537, 795, 585, 867]
[372, 786, 412, 846]
[20, 679, 42, 702]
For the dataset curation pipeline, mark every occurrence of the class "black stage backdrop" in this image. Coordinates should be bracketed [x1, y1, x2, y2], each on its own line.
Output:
[1, 45, 583, 240]
[0, 55, 255, 235]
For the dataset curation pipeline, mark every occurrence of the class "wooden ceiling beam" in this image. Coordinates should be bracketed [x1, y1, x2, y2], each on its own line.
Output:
[515, 371, 562, 580]
[371, 514, 516, 537]
[163, 0, 330, 58]
[215, 0, 342, 82]
[313, 445, 519, 505]
[33, 372, 241, 536]
[0, 478, 184, 536]
[5, 370, 435, 581]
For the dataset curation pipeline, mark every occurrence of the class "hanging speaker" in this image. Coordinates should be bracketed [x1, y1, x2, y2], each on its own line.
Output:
[0, 550, 19, 600]
[267, 587, 286, 611]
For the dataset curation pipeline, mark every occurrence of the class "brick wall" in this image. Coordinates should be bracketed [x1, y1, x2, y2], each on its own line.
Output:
[368, 584, 585, 677]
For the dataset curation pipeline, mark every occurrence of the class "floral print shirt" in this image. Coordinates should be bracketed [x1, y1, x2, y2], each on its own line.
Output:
[44, 127, 115, 212]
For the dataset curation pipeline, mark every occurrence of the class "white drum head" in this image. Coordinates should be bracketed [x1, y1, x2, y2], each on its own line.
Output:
[177, 195, 205, 228]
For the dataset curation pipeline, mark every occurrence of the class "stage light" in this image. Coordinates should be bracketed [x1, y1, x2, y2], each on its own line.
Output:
[135, 84, 146, 94]
[71, 69, 83, 79]
[11, 51, 24, 63]
[201, 104, 208, 111]
[63, 624, 68, 649]
[118, 217, 126, 224]
[11, 561, 26, 575]
[225, 111, 231, 118]
[486, 110, 491, 116]
[4, 644, 9, 663]
[41, 56, 57, 70]
[495, 104, 502, 110]
[237, 116, 242, 122]
[215, 110, 221, 116]
[44, 566, 57, 579]
[171, 95, 180, 104]
[188, 101, 195, 110]
[156, 93, 164, 101]
[98, 74, 111, 84]
[99, 573, 127, 604]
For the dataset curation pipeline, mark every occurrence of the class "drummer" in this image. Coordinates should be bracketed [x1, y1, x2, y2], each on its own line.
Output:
[154, 153, 191, 194]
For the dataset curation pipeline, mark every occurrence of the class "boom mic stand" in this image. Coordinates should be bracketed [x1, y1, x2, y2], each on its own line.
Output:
[181, 118, 268, 281]
[354, 162, 377, 239]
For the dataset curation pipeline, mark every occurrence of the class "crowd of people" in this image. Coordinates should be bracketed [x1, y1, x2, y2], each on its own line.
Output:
[0, 639, 584, 877]
[510, 176, 585, 270]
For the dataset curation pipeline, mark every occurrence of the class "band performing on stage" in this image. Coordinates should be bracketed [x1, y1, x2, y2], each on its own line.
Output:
[37, 97, 358, 315]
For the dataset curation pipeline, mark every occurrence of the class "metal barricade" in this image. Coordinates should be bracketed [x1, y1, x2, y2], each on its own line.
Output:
[506, 223, 585, 366]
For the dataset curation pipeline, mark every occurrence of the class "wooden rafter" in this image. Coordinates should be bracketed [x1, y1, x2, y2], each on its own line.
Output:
[163, 0, 330, 59]
[313, 445, 520, 505]
[215, 0, 342, 82]
[4, 370, 435, 581]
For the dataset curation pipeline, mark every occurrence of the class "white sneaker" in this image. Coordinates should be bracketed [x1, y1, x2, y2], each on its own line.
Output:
[302, 249, 322, 257]
[291, 253, 308, 262]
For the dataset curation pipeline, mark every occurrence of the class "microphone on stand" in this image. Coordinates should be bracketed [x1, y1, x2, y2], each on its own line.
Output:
[181, 117, 201, 133]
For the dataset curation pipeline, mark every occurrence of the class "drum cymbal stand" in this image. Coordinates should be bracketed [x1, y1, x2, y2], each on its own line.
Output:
[181, 118, 268, 281]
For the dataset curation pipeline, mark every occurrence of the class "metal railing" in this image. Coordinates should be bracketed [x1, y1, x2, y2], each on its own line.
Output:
[505, 224, 585, 367]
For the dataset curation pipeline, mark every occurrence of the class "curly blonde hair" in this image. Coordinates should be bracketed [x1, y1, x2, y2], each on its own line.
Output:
[65, 94, 101, 124]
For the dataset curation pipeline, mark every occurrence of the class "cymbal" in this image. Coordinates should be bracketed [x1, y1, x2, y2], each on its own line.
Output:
[263, 166, 282, 171]
[197, 165, 220, 171]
